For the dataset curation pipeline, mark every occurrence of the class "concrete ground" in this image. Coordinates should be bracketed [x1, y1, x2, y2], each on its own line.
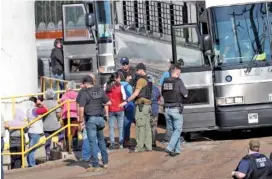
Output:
[4, 124, 272, 179]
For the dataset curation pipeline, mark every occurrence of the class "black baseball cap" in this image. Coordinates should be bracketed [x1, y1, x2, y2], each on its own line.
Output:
[82, 75, 94, 84]
[135, 63, 146, 71]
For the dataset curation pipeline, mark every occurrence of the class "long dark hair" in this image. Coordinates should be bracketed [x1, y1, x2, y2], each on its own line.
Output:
[106, 72, 121, 92]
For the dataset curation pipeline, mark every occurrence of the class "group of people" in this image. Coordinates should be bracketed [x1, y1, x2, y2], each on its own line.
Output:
[74, 56, 189, 172]
[1, 81, 80, 169]
[2, 41, 272, 178]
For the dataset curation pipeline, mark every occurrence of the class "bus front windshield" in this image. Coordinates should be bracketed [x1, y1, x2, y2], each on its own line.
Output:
[211, 3, 271, 64]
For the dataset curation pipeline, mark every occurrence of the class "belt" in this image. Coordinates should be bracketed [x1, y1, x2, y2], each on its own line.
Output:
[85, 115, 103, 117]
[164, 106, 180, 109]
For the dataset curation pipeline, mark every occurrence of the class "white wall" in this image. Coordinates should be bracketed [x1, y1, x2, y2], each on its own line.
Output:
[1, 0, 38, 138]
[205, 0, 268, 8]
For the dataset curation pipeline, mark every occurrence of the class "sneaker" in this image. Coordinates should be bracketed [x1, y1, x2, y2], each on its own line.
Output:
[119, 145, 124, 149]
[170, 152, 180, 157]
[124, 140, 133, 148]
[109, 143, 117, 150]
[103, 164, 108, 169]
[86, 167, 102, 172]
[165, 149, 172, 154]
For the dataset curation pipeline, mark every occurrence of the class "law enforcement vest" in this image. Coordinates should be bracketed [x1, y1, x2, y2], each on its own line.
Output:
[162, 77, 182, 107]
[84, 86, 105, 116]
[135, 76, 152, 100]
[236, 154, 272, 179]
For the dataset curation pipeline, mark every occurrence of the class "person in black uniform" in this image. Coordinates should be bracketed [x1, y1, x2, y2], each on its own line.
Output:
[161, 63, 188, 157]
[232, 139, 272, 179]
[78, 75, 111, 172]
[51, 38, 64, 90]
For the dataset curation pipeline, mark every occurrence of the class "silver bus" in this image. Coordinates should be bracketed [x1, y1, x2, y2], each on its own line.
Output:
[171, 0, 272, 132]
[35, 0, 116, 84]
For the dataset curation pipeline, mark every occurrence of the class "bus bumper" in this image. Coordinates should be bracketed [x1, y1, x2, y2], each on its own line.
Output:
[216, 103, 272, 130]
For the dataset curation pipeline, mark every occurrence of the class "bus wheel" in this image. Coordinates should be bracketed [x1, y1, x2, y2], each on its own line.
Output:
[183, 132, 192, 142]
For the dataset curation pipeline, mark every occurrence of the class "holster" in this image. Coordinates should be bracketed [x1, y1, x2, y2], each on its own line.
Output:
[138, 104, 144, 112]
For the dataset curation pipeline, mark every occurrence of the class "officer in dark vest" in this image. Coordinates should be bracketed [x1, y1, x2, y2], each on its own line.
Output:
[77, 75, 111, 172]
[162, 63, 188, 157]
[232, 139, 272, 179]
[119, 63, 153, 152]
[117, 57, 137, 86]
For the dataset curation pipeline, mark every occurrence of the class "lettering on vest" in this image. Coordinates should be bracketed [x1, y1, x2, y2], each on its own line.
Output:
[163, 82, 174, 91]
[255, 157, 267, 168]
[162, 77, 182, 104]
[92, 91, 102, 99]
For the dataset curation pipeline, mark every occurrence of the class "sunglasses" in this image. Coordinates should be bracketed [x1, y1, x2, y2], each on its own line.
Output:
[122, 62, 129, 66]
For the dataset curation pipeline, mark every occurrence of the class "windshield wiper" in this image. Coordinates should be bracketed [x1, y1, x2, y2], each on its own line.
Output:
[244, 55, 257, 74]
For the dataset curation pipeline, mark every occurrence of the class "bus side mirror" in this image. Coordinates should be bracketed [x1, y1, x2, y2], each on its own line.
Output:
[85, 13, 96, 27]
[200, 35, 212, 52]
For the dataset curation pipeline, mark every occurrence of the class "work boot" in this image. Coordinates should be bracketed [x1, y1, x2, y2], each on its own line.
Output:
[86, 167, 102, 172]
[124, 140, 133, 148]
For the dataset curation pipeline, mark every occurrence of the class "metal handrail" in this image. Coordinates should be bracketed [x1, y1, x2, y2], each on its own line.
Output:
[1, 100, 77, 168]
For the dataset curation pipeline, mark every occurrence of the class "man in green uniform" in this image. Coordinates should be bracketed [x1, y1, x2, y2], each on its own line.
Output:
[120, 63, 153, 152]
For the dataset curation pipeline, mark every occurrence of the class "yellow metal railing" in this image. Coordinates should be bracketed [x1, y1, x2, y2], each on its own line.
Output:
[1, 100, 78, 168]
[1, 90, 65, 118]
[39, 76, 81, 100]
[1, 76, 81, 118]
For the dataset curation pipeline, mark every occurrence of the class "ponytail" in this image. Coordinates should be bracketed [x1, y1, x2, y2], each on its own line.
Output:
[106, 72, 121, 92]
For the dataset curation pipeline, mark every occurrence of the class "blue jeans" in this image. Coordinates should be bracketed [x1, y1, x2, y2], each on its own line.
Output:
[164, 108, 183, 153]
[82, 128, 100, 161]
[82, 128, 91, 161]
[123, 106, 135, 141]
[164, 116, 172, 142]
[1, 137, 4, 179]
[85, 116, 108, 167]
[27, 133, 41, 167]
[53, 73, 64, 90]
[109, 111, 124, 144]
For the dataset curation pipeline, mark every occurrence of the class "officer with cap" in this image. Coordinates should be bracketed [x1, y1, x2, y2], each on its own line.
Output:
[120, 63, 153, 152]
[162, 63, 188, 157]
[118, 57, 137, 85]
[78, 75, 111, 172]
[232, 139, 272, 178]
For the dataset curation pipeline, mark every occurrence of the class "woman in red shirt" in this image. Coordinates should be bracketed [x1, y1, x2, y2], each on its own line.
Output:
[105, 72, 126, 149]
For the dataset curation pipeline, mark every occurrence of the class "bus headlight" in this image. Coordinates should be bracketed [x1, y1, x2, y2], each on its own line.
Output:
[216, 96, 244, 105]
[234, 96, 243, 103]
[98, 66, 116, 73]
[226, 97, 235, 104]
[216, 98, 225, 105]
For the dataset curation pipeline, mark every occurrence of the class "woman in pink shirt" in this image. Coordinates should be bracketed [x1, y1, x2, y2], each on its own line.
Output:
[60, 81, 79, 151]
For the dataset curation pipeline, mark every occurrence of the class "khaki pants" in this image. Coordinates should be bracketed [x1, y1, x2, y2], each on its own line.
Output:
[135, 105, 152, 151]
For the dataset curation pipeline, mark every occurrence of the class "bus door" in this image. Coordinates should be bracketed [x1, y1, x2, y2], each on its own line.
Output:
[62, 3, 97, 82]
[171, 24, 217, 132]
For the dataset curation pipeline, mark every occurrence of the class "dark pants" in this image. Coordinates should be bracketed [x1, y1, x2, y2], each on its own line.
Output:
[63, 118, 79, 150]
[1, 137, 4, 179]
[44, 130, 65, 154]
[10, 146, 22, 169]
[123, 106, 135, 142]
